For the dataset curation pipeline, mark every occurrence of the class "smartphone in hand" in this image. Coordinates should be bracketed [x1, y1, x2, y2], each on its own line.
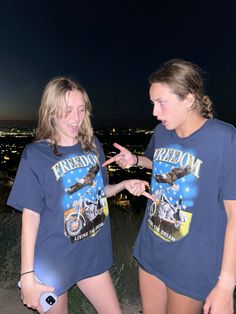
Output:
[18, 275, 58, 312]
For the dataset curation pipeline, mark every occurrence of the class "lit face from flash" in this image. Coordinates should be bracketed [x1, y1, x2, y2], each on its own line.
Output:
[150, 83, 191, 132]
[54, 90, 86, 146]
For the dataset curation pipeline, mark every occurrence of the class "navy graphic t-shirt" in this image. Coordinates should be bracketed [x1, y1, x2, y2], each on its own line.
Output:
[7, 137, 113, 296]
[133, 119, 236, 300]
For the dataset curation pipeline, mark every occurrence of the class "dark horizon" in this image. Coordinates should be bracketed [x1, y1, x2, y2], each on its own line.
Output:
[0, 120, 38, 128]
[1, 1, 236, 128]
[1, 118, 236, 129]
[0, 119, 155, 129]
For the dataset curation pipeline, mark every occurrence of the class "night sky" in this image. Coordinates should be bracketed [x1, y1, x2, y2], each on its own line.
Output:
[0, 0, 236, 128]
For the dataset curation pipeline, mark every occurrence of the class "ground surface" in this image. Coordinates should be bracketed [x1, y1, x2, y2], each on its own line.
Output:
[0, 288, 142, 314]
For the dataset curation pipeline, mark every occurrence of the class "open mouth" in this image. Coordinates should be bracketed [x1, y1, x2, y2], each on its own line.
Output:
[160, 120, 167, 125]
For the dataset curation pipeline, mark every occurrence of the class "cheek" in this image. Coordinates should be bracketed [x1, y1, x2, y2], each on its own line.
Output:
[79, 111, 86, 121]
[162, 106, 171, 116]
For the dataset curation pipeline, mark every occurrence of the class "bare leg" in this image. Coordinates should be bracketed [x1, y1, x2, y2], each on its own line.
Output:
[47, 291, 68, 314]
[139, 267, 167, 314]
[77, 271, 122, 314]
[167, 287, 203, 314]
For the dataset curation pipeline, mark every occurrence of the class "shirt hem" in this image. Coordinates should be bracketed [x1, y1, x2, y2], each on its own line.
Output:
[135, 256, 206, 301]
[57, 263, 113, 296]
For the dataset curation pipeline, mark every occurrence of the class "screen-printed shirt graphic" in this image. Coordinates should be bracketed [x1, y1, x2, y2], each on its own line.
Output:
[134, 120, 236, 301]
[7, 139, 113, 296]
[51, 153, 109, 243]
[148, 146, 202, 242]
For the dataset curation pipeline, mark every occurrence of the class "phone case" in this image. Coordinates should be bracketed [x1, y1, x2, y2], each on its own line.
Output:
[18, 275, 58, 312]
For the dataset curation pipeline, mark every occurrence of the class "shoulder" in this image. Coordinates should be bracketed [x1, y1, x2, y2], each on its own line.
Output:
[93, 135, 103, 150]
[21, 141, 51, 160]
[207, 119, 236, 144]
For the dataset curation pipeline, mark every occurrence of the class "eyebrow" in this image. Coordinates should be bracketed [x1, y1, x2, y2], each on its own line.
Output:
[67, 104, 86, 108]
[152, 97, 165, 102]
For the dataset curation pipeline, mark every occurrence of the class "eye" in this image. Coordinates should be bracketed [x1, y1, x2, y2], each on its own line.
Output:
[159, 101, 166, 107]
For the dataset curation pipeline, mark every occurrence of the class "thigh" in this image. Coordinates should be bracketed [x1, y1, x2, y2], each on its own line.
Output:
[77, 271, 122, 314]
[139, 267, 167, 314]
[167, 287, 203, 314]
[47, 291, 68, 314]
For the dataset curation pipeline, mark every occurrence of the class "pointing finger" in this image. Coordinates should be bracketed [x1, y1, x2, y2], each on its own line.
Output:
[102, 157, 116, 167]
[142, 191, 155, 202]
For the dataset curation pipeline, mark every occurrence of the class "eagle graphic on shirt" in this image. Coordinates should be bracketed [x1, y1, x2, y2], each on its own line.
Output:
[65, 164, 99, 195]
[148, 155, 200, 242]
[61, 160, 108, 243]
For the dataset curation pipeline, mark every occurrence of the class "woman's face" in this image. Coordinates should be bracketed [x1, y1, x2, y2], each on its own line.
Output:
[54, 90, 86, 146]
[150, 82, 193, 133]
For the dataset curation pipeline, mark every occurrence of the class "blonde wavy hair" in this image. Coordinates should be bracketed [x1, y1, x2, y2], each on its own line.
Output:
[35, 77, 96, 155]
[149, 59, 214, 119]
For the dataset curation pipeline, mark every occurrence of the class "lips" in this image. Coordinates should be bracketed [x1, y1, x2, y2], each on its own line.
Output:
[158, 119, 167, 125]
[68, 123, 80, 133]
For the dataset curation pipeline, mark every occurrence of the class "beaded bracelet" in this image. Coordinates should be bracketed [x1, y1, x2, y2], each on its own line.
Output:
[20, 270, 34, 277]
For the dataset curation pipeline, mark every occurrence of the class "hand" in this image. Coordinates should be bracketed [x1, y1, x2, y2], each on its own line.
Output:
[203, 283, 234, 314]
[102, 143, 135, 168]
[123, 179, 155, 202]
[21, 275, 54, 313]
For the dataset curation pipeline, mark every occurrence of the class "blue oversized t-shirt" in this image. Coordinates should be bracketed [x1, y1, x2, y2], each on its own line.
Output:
[7, 137, 113, 296]
[133, 119, 236, 300]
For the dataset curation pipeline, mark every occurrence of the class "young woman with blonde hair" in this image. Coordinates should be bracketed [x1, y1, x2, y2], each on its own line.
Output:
[8, 77, 150, 314]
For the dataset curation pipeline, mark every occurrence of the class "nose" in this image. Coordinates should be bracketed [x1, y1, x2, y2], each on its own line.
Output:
[72, 108, 80, 121]
[152, 103, 160, 117]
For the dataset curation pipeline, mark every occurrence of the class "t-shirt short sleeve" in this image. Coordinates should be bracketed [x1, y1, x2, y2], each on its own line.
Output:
[7, 146, 44, 213]
[144, 133, 155, 160]
[94, 136, 109, 186]
[221, 143, 236, 200]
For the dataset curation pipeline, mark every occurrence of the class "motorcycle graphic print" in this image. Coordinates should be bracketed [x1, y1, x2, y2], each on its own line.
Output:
[55, 153, 109, 243]
[148, 146, 202, 242]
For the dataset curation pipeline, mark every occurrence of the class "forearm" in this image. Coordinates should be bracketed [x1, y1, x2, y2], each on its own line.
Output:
[218, 200, 236, 287]
[21, 208, 40, 273]
[203, 201, 236, 314]
[133, 155, 152, 169]
[105, 181, 127, 198]
[105, 179, 149, 198]
[221, 220, 236, 276]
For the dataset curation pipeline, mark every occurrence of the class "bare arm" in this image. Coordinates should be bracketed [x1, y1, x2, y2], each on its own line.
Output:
[105, 179, 154, 202]
[105, 180, 149, 198]
[20, 209, 54, 313]
[135, 155, 152, 169]
[203, 200, 236, 314]
[21, 209, 40, 275]
[220, 200, 236, 282]
[102, 143, 153, 170]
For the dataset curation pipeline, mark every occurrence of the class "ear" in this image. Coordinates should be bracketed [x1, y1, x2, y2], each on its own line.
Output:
[184, 93, 195, 109]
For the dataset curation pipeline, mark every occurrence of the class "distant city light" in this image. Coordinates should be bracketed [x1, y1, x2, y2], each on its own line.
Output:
[0, 126, 153, 208]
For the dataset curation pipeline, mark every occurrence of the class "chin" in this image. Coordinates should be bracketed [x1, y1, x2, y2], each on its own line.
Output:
[162, 122, 172, 130]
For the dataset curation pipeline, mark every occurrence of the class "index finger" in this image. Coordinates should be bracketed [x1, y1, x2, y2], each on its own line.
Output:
[142, 191, 155, 202]
[102, 156, 116, 167]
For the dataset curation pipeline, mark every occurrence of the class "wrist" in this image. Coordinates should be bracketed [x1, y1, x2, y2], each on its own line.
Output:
[20, 270, 35, 277]
[122, 180, 127, 189]
[133, 154, 139, 167]
[218, 272, 236, 291]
